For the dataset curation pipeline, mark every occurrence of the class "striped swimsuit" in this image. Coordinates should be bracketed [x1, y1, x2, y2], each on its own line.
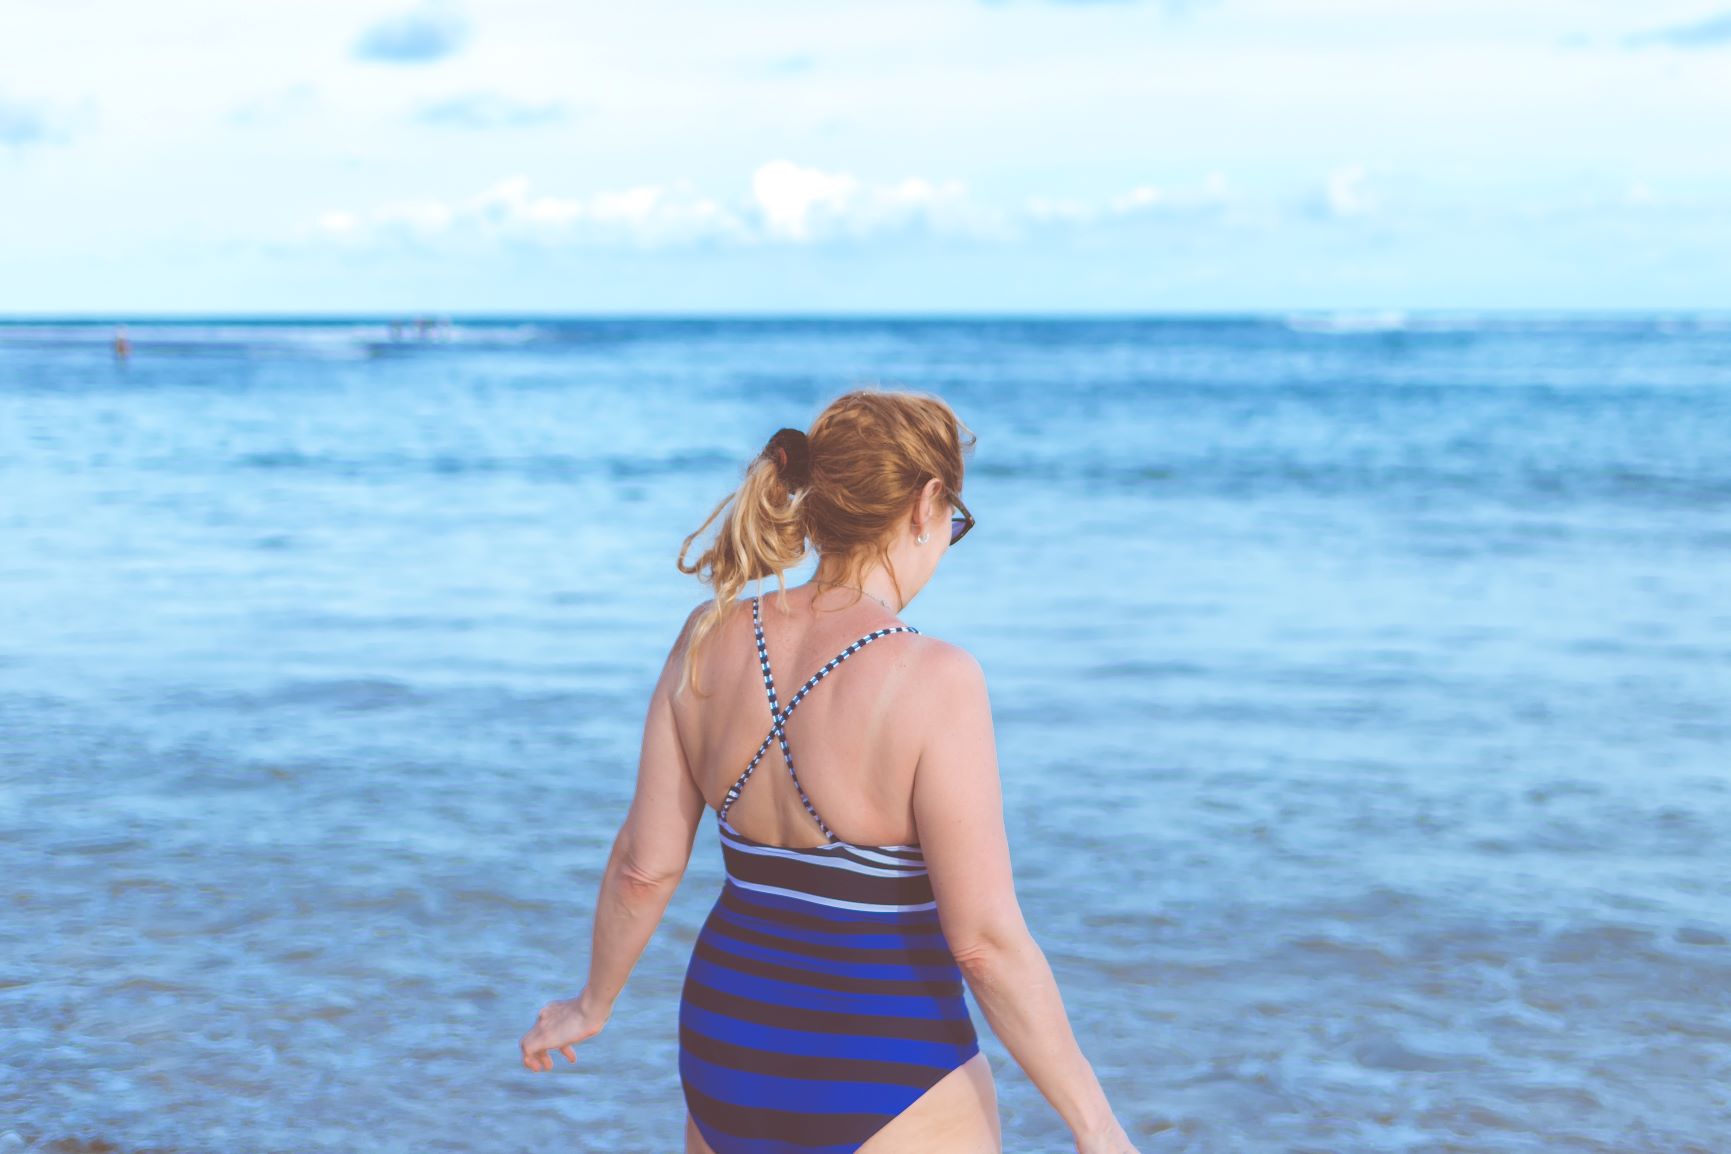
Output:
[679, 595, 983, 1153]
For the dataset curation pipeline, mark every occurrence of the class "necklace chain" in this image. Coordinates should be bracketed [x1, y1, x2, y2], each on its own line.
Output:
[819, 581, 894, 612]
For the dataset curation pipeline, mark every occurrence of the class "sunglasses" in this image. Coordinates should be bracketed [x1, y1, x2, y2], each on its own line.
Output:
[948, 492, 975, 545]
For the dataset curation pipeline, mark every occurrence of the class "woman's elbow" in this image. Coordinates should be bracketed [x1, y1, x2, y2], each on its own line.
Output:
[615, 835, 685, 892]
[948, 919, 1036, 975]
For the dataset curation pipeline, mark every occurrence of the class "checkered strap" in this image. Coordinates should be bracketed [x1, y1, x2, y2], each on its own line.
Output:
[718, 594, 920, 843]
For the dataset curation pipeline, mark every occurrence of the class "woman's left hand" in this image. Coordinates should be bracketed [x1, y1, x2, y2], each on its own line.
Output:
[519, 990, 610, 1072]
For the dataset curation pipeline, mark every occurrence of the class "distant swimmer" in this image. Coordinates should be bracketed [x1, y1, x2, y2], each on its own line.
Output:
[113, 324, 131, 360]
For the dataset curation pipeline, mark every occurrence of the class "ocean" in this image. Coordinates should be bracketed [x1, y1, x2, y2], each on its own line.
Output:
[2, 315, 1728, 1152]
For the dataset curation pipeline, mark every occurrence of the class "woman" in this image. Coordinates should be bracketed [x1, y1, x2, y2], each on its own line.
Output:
[520, 389, 1140, 1153]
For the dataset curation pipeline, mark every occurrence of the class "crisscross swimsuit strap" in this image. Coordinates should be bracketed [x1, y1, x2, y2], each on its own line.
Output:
[717, 594, 920, 844]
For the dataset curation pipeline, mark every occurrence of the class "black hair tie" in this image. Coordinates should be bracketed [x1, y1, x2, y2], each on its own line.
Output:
[762, 427, 812, 489]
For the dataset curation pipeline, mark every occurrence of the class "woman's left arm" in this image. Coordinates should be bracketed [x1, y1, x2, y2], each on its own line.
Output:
[520, 603, 708, 1072]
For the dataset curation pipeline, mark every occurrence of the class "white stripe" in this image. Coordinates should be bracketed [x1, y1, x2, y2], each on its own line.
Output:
[719, 829, 928, 878]
[726, 876, 940, 914]
[839, 846, 926, 866]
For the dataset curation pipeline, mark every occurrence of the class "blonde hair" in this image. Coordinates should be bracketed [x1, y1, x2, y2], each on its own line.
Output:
[674, 387, 976, 697]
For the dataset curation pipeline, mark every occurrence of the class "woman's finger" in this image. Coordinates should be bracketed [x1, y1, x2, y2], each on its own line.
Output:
[520, 1001, 601, 1072]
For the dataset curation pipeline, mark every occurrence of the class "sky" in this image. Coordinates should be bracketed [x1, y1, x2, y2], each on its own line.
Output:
[1, 0, 1728, 314]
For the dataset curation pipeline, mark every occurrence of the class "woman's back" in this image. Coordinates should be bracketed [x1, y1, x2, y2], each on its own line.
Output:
[672, 585, 939, 851]
[673, 587, 991, 1152]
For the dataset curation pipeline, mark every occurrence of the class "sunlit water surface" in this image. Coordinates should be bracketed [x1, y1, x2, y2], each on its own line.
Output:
[2, 315, 1728, 1153]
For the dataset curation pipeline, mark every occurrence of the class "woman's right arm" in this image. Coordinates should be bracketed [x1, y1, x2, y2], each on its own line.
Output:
[911, 643, 1142, 1154]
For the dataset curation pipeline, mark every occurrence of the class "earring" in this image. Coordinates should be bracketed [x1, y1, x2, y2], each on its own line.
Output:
[916, 532, 929, 545]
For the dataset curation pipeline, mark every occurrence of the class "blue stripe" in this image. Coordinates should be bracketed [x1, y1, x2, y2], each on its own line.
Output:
[705, 926, 967, 983]
[687, 955, 967, 1019]
[682, 1050, 923, 1115]
[715, 904, 954, 952]
[680, 1003, 977, 1068]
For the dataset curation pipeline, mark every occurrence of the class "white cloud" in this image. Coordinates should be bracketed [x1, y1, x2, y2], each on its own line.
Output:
[1612, 180, 1721, 213]
[414, 92, 569, 129]
[753, 161, 859, 241]
[1026, 196, 1096, 224]
[229, 84, 317, 127]
[751, 160, 981, 242]
[474, 176, 749, 243]
[312, 162, 994, 248]
[306, 163, 1410, 253]
[373, 198, 456, 234]
[316, 210, 361, 235]
[1027, 171, 1234, 226]
[1110, 186, 1166, 213]
[1323, 163, 1377, 218]
[1287, 163, 1383, 222]
[315, 175, 750, 247]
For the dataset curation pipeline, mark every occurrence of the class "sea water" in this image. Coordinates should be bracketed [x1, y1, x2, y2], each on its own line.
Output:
[1, 315, 1728, 1152]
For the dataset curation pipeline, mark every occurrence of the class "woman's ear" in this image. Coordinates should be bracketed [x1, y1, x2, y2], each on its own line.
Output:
[919, 477, 944, 531]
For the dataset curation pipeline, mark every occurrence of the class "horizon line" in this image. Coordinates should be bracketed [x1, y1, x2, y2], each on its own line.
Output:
[5, 306, 1731, 323]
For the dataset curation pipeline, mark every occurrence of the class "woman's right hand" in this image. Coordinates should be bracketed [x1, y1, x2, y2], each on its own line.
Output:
[1075, 1118, 1142, 1154]
[518, 988, 610, 1072]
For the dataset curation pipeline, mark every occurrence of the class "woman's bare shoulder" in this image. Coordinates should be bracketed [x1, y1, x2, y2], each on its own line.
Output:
[676, 593, 751, 639]
[898, 632, 989, 710]
[666, 595, 753, 691]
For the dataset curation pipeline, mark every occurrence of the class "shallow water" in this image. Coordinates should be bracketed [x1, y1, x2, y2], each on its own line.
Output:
[2, 315, 1729, 1152]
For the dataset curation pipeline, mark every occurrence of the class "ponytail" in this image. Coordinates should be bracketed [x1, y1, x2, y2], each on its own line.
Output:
[675, 442, 809, 697]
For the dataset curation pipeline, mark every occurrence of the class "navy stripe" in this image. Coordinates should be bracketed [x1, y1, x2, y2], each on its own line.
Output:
[714, 901, 953, 951]
[686, 1113, 859, 1154]
[706, 914, 963, 970]
[722, 851, 938, 910]
[694, 937, 968, 997]
[681, 969, 978, 1045]
[686, 953, 966, 1020]
[702, 924, 965, 981]
[679, 1022, 951, 1088]
[682, 1081, 889, 1148]
[681, 1001, 976, 1068]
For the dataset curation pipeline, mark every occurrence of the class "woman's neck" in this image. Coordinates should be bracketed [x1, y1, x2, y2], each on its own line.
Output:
[809, 571, 900, 613]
